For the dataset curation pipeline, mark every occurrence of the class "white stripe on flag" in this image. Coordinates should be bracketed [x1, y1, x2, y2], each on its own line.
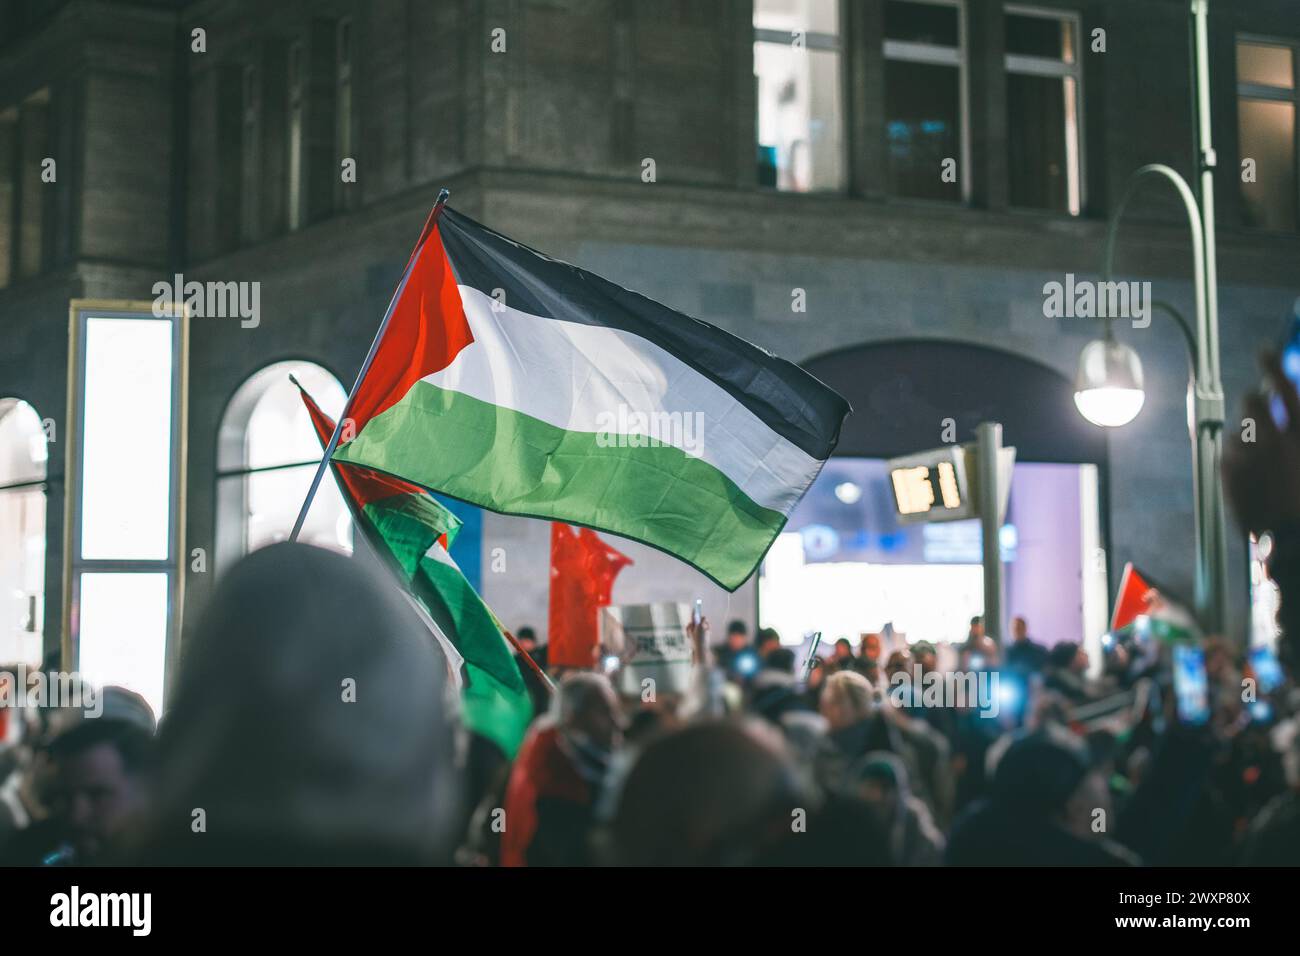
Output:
[399, 589, 464, 692]
[420, 285, 822, 516]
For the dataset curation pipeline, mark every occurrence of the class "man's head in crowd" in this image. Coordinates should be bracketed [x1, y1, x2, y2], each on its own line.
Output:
[968, 616, 985, 641]
[609, 718, 804, 865]
[992, 726, 1109, 835]
[48, 686, 156, 862]
[885, 649, 911, 681]
[819, 670, 875, 731]
[763, 647, 797, 675]
[911, 641, 938, 675]
[515, 626, 538, 653]
[833, 638, 854, 663]
[1012, 616, 1029, 642]
[755, 628, 781, 659]
[553, 672, 623, 754]
[725, 619, 749, 652]
[140, 542, 459, 865]
[853, 752, 907, 827]
[1049, 641, 1088, 674]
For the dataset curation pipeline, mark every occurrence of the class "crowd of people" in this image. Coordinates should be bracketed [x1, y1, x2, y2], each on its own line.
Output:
[1, 354, 1299, 867]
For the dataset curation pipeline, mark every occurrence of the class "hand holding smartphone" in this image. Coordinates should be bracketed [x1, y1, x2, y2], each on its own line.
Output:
[1172, 643, 1210, 726]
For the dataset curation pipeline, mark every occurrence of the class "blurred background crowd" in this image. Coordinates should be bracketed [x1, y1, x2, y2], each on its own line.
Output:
[1, 357, 1300, 868]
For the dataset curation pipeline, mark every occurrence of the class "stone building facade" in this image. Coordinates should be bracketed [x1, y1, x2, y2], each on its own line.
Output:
[1, 0, 1298, 675]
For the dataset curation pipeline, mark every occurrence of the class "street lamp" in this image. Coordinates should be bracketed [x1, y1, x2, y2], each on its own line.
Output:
[1074, 338, 1145, 428]
[1073, 0, 1228, 636]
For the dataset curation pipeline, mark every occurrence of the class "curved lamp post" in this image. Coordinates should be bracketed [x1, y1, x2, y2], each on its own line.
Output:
[1073, 0, 1228, 635]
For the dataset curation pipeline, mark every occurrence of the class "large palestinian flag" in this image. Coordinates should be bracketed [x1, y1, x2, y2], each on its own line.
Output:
[331, 204, 851, 590]
[297, 383, 533, 758]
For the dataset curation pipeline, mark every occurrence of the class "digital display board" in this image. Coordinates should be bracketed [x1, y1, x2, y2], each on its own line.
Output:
[886, 447, 974, 524]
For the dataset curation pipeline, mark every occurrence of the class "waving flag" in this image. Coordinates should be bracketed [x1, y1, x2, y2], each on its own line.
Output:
[548, 523, 632, 669]
[1110, 561, 1199, 643]
[331, 205, 851, 590]
[297, 382, 533, 758]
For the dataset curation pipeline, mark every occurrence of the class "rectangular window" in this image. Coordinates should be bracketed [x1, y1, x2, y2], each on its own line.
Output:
[65, 301, 187, 718]
[1237, 38, 1298, 232]
[79, 318, 173, 560]
[754, 0, 846, 192]
[77, 572, 170, 718]
[884, 0, 967, 202]
[1004, 6, 1084, 215]
[287, 41, 305, 231]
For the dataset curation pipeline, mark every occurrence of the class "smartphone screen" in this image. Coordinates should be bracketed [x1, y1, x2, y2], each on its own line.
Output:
[1249, 644, 1285, 694]
[1270, 309, 1300, 427]
[1172, 643, 1210, 726]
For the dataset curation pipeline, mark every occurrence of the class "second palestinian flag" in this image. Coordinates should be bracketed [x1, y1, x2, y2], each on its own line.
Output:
[297, 383, 533, 758]
[333, 204, 851, 590]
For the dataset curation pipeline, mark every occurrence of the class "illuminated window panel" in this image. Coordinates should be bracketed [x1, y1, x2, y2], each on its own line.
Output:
[77, 572, 168, 719]
[754, 0, 846, 192]
[79, 317, 173, 561]
[66, 301, 186, 717]
[0, 398, 47, 665]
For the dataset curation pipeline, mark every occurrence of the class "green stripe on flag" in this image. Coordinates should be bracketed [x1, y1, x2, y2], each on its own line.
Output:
[414, 548, 532, 757]
[335, 380, 791, 590]
[361, 493, 462, 577]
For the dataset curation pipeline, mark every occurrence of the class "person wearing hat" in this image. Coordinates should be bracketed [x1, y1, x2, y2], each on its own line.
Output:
[944, 725, 1139, 866]
[135, 542, 460, 865]
[852, 751, 945, 867]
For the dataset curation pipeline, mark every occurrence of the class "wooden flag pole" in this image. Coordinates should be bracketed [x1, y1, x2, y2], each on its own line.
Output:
[289, 187, 450, 543]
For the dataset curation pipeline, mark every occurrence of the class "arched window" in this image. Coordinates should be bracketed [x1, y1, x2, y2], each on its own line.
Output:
[0, 399, 47, 665]
[217, 362, 352, 567]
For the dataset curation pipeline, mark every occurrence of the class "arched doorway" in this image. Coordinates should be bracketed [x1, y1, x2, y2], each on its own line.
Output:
[761, 339, 1110, 660]
[216, 361, 353, 570]
[0, 398, 47, 666]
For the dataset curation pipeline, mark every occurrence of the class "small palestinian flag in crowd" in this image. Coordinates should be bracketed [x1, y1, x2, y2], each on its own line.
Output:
[331, 203, 851, 590]
[1110, 562, 1200, 643]
[296, 382, 533, 758]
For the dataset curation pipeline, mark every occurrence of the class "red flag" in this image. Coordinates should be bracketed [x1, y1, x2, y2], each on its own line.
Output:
[548, 524, 632, 669]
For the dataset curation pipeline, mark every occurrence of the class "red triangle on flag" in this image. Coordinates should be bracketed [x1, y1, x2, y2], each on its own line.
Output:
[1110, 562, 1154, 632]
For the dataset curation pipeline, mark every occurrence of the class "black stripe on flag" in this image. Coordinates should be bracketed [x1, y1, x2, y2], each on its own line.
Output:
[438, 207, 851, 461]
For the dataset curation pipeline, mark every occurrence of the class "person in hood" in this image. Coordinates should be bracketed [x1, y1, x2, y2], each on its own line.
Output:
[852, 751, 944, 866]
[134, 542, 460, 865]
[945, 725, 1139, 866]
[501, 671, 622, 866]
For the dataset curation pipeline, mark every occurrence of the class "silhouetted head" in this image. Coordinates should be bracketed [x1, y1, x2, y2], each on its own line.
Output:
[608, 719, 804, 865]
[139, 542, 459, 864]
